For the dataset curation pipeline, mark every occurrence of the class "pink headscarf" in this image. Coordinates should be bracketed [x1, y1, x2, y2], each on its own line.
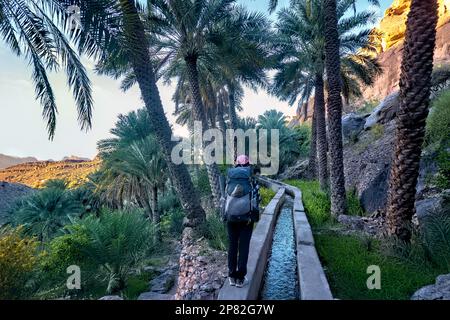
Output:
[236, 155, 250, 166]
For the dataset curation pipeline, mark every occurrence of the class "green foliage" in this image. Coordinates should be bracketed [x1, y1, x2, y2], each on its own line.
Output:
[346, 189, 364, 216]
[68, 209, 157, 294]
[160, 208, 185, 238]
[158, 192, 181, 213]
[260, 187, 276, 208]
[43, 179, 69, 190]
[425, 89, 450, 146]
[434, 148, 450, 189]
[315, 234, 441, 300]
[9, 187, 83, 242]
[192, 166, 212, 197]
[257, 110, 305, 169]
[0, 227, 40, 299]
[370, 123, 384, 141]
[202, 214, 228, 251]
[122, 271, 155, 300]
[285, 180, 331, 227]
[421, 211, 450, 272]
[294, 124, 311, 157]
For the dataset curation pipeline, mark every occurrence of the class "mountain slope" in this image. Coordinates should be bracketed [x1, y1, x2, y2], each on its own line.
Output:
[0, 159, 101, 189]
[0, 154, 38, 169]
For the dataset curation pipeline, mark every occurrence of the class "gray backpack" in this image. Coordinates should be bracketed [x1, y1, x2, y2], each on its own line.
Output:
[222, 167, 258, 222]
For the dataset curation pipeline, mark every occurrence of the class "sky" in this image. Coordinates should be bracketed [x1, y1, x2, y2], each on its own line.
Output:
[0, 0, 391, 161]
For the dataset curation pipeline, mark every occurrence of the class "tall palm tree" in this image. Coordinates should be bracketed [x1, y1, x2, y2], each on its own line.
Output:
[147, 0, 243, 207]
[272, 0, 381, 190]
[386, 0, 439, 242]
[0, 0, 93, 139]
[323, 0, 379, 215]
[63, 0, 206, 228]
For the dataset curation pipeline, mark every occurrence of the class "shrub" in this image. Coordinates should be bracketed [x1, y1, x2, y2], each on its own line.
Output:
[0, 227, 40, 299]
[293, 124, 311, 157]
[69, 209, 157, 294]
[158, 192, 181, 213]
[370, 123, 384, 140]
[425, 89, 450, 146]
[202, 214, 228, 251]
[160, 208, 184, 238]
[421, 211, 450, 272]
[346, 189, 365, 216]
[260, 187, 276, 208]
[284, 180, 331, 227]
[9, 187, 83, 241]
[37, 225, 100, 299]
[43, 179, 69, 190]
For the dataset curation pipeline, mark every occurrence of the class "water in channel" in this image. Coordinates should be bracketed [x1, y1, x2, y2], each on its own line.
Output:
[260, 196, 299, 300]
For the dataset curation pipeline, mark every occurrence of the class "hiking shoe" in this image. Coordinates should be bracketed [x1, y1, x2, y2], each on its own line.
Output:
[235, 277, 249, 288]
[228, 277, 237, 286]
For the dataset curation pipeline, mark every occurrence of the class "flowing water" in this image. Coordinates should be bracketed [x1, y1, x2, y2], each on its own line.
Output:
[260, 197, 299, 300]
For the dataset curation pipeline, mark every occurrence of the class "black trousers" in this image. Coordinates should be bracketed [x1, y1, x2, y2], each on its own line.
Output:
[227, 221, 254, 280]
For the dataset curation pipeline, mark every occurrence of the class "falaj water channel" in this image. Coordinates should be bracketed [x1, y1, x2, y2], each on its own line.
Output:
[260, 196, 299, 300]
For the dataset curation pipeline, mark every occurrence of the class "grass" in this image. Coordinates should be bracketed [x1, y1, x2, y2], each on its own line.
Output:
[260, 187, 276, 207]
[285, 180, 330, 227]
[315, 233, 443, 300]
[123, 271, 155, 300]
[284, 179, 444, 299]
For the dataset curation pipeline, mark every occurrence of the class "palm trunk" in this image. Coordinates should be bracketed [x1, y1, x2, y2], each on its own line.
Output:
[315, 73, 329, 191]
[228, 84, 239, 130]
[185, 56, 223, 207]
[386, 0, 438, 242]
[324, 0, 346, 216]
[308, 108, 318, 178]
[119, 0, 205, 228]
[152, 185, 161, 241]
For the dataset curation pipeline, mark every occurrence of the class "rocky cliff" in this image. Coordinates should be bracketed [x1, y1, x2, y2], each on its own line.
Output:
[0, 159, 100, 189]
[361, 0, 450, 103]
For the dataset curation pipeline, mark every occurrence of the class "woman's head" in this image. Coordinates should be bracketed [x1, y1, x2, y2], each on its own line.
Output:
[235, 155, 250, 167]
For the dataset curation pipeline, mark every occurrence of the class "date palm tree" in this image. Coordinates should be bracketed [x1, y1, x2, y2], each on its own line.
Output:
[323, 0, 379, 215]
[149, 0, 272, 203]
[0, 0, 93, 139]
[59, 0, 206, 228]
[386, 0, 439, 242]
[272, 0, 381, 190]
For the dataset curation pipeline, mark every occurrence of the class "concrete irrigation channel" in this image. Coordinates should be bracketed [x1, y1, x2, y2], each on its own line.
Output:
[217, 177, 333, 300]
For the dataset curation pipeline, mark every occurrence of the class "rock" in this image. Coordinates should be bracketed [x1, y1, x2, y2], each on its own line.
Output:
[138, 292, 173, 300]
[342, 113, 367, 142]
[344, 121, 395, 214]
[278, 159, 309, 180]
[412, 273, 450, 300]
[0, 181, 35, 226]
[364, 92, 400, 130]
[415, 197, 443, 220]
[98, 295, 123, 300]
[149, 268, 177, 293]
[359, 167, 390, 214]
[337, 215, 365, 231]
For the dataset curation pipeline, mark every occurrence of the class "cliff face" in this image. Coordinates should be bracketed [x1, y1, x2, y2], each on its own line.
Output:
[361, 0, 450, 103]
[375, 0, 450, 52]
